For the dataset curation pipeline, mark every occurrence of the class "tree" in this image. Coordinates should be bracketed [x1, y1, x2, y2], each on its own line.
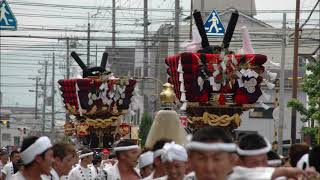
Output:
[288, 59, 320, 144]
[139, 113, 153, 147]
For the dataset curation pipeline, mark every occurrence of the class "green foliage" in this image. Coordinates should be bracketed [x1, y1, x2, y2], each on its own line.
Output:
[287, 60, 320, 127]
[138, 113, 153, 147]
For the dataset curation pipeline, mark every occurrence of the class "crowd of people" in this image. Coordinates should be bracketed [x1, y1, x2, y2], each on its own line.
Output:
[0, 127, 320, 180]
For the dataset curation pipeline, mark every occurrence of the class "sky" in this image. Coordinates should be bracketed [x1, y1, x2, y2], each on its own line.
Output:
[0, 0, 319, 109]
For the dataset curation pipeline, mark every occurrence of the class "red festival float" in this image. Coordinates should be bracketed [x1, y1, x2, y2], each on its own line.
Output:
[58, 52, 136, 148]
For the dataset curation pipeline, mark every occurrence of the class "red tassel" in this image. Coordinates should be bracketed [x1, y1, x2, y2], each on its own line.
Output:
[219, 92, 226, 105]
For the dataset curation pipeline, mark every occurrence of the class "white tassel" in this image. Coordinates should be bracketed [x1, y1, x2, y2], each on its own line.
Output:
[221, 62, 226, 72]
[232, 55, 238, 65]
[267, 71, 277, 81]
[209, 76, 215, 85]
[240, 26, 255, 54]
[213, 70, 220, 77]
[240, 69, 247, 76]
[238, 79, 244, 87]
[180, 93, 186, 102]
[269, 60, 280, 67]
[179, 73, 184, 82]
[212, 81, 221, 91]
[177, 59, 183, 72]
[236, 71, 242, 78]
[180, 102, 187, 111]
[75, 83, 83, 116]
[180, 83, 185, 92]
[262, 91, 272, 101]
[265, 80, 275, 89]
[197, 76, 204, 91]
[260, 102, 270, 110]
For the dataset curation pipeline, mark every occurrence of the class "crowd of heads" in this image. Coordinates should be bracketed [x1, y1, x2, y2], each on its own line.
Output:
[0, 127, 319, 180]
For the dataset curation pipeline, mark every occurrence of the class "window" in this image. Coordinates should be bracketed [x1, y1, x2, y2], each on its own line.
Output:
[2, 133, 11, 141]
[13, 136, 20, 146]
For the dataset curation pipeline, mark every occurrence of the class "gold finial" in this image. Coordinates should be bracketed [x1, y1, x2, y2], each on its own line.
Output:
[160, 83, 177, 105]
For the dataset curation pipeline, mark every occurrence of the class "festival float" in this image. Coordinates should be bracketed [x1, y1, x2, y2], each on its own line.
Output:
[59, 52, 137, 148]
[165, 10, 276, 133]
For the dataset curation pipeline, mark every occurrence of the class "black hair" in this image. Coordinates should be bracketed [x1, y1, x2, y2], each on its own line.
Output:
[92, 153, 102, 165]
[152, 138, 172, 152]
[192, 127, 233, 143]
[289, 143, 309, 167]
[267, 151, 281, 160]
[309, 145, 320, 173]
[20, 136, 39, 167]
[238, 133, 267, 151]
[10, 150, 20, 158]
[115, 139, 137, 158]
[108, 153, 116, 159]
[81, 148, 92, 155]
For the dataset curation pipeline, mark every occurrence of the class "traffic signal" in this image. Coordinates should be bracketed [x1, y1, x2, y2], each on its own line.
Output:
[0, 120, 10, 128]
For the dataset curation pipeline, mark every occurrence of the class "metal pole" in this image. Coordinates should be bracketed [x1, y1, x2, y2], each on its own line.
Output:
[87, 22, 91, 66]
[291, 0, 300, 144]
[142, 0, 148, 117]
[42, 61, 48, 136]
[96, 44, 98, 66]
[35, 77, 39, 121]
[174, 0, 180, 54]
[112, 0, 116, 48]
[278, 13, 286, 155]
[51, 53, 55, 141]
[189, 0, 193, 39]
[66, 37, 70, 79]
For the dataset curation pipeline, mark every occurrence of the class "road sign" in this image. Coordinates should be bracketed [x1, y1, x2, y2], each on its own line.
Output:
[204, 10, 225, 36]
[0, 0, 17, 30]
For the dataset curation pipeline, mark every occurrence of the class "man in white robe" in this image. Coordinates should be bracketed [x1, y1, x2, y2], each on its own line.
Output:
[11, 136, 54, 180]
[68, 148, 97, 180]
[138, 151, 154, 178]
[41, 143, 77, 180]
[103, 139, 140, 180]
[1, 150, 20, 180]
[157, 142, 188, 180]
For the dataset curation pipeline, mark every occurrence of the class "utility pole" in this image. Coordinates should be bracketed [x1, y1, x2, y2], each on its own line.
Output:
[291, 0, 300, 144]
[87, 14, 91, 66]
[96, 44, 98, 66]
[278, 13, 286, 155]
[51, 53, 55, 141]
[42, 61, 48, 136]
[66, 37, 70, 79]
[142, 0, 148, 119]
[35, 77, 40, 121]
[112, 0, 116, 48]
[174, 0, 180, 54]
[189, 0, 193, 39]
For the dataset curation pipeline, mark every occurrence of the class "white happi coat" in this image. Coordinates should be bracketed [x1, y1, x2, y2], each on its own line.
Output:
[102, 162, 140, 180]
[1, 162, 14, 180]
[41, 168, 60, 180]
[228, 166, 276, 180]
[68, 164, 97, 180]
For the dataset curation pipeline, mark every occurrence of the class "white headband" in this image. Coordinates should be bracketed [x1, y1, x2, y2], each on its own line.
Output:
[138, 151, 154, 169]
[237, 137, 271, 156]
[267, 160, 282, 167]
[154, 149, 164, 159]
[185, 141, 237, 152]
[79, 152, 94, 159]
[161, 142, 188, 162]
[114, 145, 139, 152]
[21, 136, 52, 165]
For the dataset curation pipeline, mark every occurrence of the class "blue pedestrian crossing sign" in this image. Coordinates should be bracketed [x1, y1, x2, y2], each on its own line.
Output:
[204, 10, 225, 36]
[0, 0, 17, 30]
